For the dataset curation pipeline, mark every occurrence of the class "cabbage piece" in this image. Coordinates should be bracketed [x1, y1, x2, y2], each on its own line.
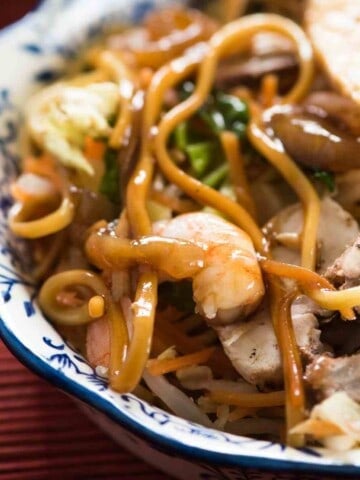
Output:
[27, 82, 120, 175]
[292, 392, 360, 450]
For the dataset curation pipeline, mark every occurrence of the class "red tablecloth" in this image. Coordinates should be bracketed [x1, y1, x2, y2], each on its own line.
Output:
[0, 340, 172, 480]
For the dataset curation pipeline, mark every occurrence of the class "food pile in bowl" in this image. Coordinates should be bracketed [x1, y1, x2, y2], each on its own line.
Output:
[5, 0, 360, 460]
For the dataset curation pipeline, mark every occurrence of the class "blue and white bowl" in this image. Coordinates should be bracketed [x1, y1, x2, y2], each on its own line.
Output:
[0, 2, 359, 478]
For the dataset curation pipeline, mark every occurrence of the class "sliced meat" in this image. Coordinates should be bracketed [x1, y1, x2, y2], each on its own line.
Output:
[306, 354, 360, 402]
[291, 295, 326, 361]
[326, 235, 360, 288]
[215, 296, 324, 388]
[213, 197, 358, 387]
[306, 0, 360, 104]
[268, 197, 359, 273]
[215, 303, 282, 388]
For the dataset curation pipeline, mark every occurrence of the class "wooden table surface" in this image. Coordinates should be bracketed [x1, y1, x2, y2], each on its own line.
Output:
[0, 3, 172, 479]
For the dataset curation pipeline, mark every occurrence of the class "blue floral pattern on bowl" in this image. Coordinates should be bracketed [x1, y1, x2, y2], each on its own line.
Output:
[0, 2, 360, 479]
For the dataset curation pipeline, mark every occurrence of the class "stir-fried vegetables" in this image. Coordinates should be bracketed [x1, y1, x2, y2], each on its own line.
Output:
[27, 82, 120, 175]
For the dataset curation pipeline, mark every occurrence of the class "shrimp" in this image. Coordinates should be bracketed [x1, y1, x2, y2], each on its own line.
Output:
[86, 212, 265, 372]
[152, 212, 265, 325]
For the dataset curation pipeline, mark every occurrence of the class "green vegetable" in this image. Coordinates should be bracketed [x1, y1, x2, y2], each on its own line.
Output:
[99, 148, 120, 203]
[175, 82, 249, 190]
[313, 170, 335, 192]
[174, 122, 188, 151]
[200, 93, 248, 138]
[199, 109, 226, 133]
[179, 81, 249, 138]
[185, 141, 215, 177]
[231, 120, 247, 139]
[216, 92, 249, 124]
[202, 163, 229, 188]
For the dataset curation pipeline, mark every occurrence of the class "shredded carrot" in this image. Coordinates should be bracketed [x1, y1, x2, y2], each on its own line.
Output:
[147, 346, 216, 376]
[83, 136, 106, 162]
[24, 155, 55, 175]
[229, 86, 254, 104]
[260, 73, 279, 108]
[139, 67, 154, 89]
[153, 306, 237, 379]
[23, 155, 63, 190]
[220, 131, 257, 218]
[208, 390, 285, 408]
[88, 295, 105, 318]
[290, 418, 343, 438]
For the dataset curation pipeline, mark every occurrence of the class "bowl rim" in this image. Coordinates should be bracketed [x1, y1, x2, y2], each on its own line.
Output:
[1, 1, 360, 476]
[1, 319, 359, 477]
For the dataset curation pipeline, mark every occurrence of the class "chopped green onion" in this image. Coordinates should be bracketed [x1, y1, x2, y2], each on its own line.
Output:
[174, 122, 188, 151]
[99, 148, 120, 203]
[202, 163, 229, 188]
[178, 81, 249, 139]
[199, 93, 249, 138]
[216, 92, 249, 124]
[185, 142, 215, 177]
[313, 170, 335, 192]
[199, 109, 226, 133]
[231, 120, 247, 139]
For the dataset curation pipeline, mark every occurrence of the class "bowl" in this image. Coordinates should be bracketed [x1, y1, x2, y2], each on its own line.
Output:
[0, 1, 359, 479]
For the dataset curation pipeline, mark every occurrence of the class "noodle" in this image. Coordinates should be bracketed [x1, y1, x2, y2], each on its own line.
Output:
[154, 14, 314, 252]
[9, 196, 74, 239]
[39, 270, 109, 326]
[87, 49, 137, 148]
[10, 3, 360, 450]
[9, 158, 75, 239]
[111, 271, 157, 392]
[85, 233, 205, 278]
[248, 120, 320, 271]
[272, 289, 305, 446]
[260, 259, 355, 319]
[152, 14, 314, 444]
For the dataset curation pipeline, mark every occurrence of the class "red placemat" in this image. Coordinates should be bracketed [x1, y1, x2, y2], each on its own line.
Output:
[0, 340, 172, 480]
[0, 4, 170, 479]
